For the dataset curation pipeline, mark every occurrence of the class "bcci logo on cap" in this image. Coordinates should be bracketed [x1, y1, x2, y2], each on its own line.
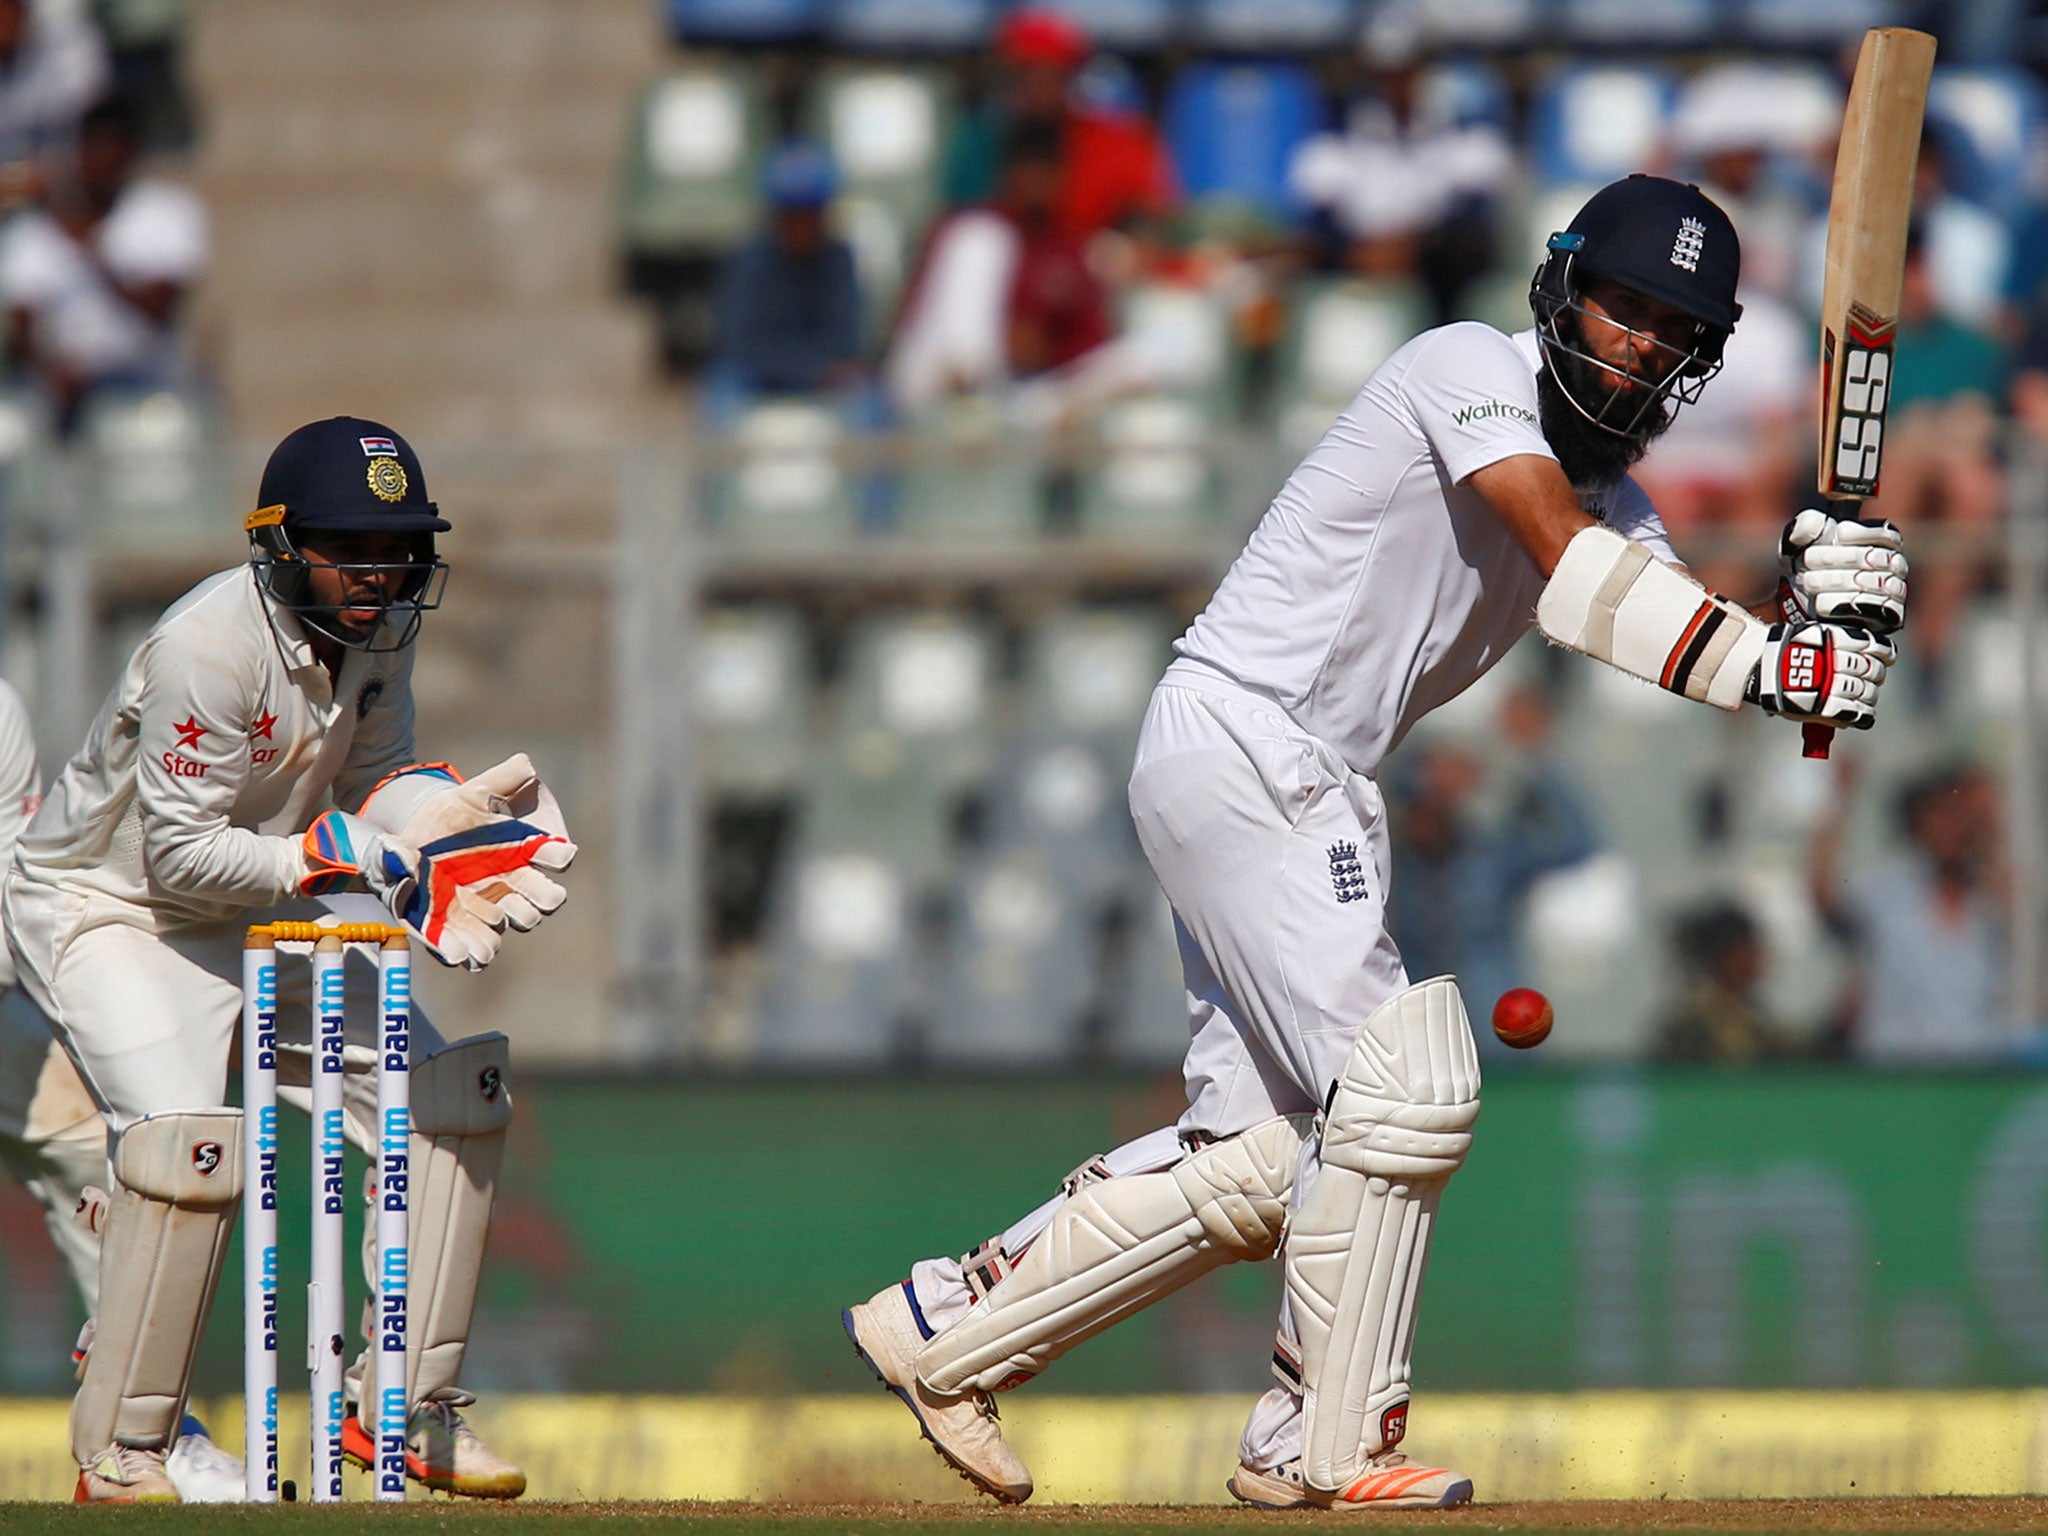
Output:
[366, 456, 409, 503]
[192, 1141, 224, 1176]
[1670, 215, 1706, 273]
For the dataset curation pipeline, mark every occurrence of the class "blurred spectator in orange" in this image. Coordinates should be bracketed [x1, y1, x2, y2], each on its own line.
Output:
[1286, 47, 1512, 323]
[1864, 225, 2007, 689]
[887, 118, 1111, 416]
[0, 93, 204, 433]
[940, 7, 1176, 244]
[1810, 760, 2015, 1064]
[0, 0, 106, 208]
[1658, 902, 1800, 1063]
[703, 141, 867, 422]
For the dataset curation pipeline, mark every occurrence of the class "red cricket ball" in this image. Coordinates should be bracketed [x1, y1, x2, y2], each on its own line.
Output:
[1491, 987, 1554, 1049]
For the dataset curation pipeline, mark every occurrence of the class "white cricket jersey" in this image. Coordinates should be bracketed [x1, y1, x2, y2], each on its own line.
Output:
[1173, 324, 1676, 775]
[11, 565, 416, 931]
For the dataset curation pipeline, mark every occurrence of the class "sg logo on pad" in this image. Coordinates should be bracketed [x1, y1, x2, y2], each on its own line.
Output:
[192, 1141, 224, 1177]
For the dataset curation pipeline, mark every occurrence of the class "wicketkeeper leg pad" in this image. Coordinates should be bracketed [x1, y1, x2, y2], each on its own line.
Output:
[367, 1033, 511, 1409]
[69, 1109, 242, 1463]
[917, 1113, 1311, 1396]
[1287, 977, 1480, 1493]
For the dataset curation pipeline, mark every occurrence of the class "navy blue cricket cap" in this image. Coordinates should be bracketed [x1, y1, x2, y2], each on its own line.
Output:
[250, 417, 450, 535]
[1560, 175, 1742, 333]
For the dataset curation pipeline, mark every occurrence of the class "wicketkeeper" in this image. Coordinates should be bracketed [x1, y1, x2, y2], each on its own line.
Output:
[4, 417, 574, 1502]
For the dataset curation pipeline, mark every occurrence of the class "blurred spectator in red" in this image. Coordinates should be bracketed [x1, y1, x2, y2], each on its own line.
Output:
[1810, 760, 2015, 1064]
[1658, 902, 1800, 1063]
[887, 119, 1111, 416]
[940, 7, 1176, 244]
[1864, 225, 2007, 686]
[703, 141, 866, 422]
[1286, 47, 1512, 323]
[0, 93, 204, 433]
[0, 0, 106, 208]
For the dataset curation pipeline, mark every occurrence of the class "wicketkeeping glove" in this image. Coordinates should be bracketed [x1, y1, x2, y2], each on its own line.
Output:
[1748, 620, 1896, 732]
[358, 754, 577, 930]
[1777, 508, 1909, 634]
[299, 811, 506, 972]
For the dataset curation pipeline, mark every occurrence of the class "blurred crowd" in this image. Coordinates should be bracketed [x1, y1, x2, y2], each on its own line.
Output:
[0, 0, 203, 436]
[639, 3, 2048, 1070]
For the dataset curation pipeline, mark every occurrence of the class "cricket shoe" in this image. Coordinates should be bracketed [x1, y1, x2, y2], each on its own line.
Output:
[167, 1415, 247, 1502]
[842, 1280, 1033, 1503]
[1228, 1453, 1474, 1510]
[74, 1443, 178, 1503]
[341, 1395, 528, 1498]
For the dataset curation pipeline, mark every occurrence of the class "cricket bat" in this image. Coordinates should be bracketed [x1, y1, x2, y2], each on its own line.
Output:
[1805, 25, 1937, 759]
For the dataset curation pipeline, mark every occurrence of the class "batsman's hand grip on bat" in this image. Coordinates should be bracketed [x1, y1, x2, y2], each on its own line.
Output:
[1750, 619, 1895, 734]
[1778, 508, 1910, 634]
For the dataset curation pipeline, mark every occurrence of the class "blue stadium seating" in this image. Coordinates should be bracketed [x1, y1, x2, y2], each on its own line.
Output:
[1733, 0, 1901, 47]
[1560, 0, 1722, 48]
[1190, 0, 1355, 49]
[666, 0, 823, 44]
[1164, 60, 1323, 225]
[826, 0, 997, 49]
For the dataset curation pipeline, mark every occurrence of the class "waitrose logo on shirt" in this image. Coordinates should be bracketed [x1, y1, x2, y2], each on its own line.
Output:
[1451, 399, 1537, 426]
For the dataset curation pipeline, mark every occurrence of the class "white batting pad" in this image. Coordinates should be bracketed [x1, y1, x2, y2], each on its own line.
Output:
[1287, 977, 1480, 1492]
[1537, 524, 1766, 710]
[918, 1113, 1310, 1396]
[70, 1109, 242, 1462]
[365, 1033, 512, 1410]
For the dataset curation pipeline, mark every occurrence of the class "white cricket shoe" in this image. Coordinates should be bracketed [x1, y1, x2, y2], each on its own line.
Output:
[167, 1418, 246, 1502]
[1228, 1453, 1474, 1510]
[74, 1443, 178, 1503]
[342, 1395, 527, 1498]
[842, 1280, 1033, 1503]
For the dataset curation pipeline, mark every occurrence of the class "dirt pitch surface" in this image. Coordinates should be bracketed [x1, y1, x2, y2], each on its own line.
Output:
[9, 1499, 2048, 1534]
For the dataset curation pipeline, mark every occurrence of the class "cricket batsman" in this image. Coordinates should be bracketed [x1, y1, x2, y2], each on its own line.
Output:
[4, 416, 574, 1502]
[844, 176, 1909, 1506]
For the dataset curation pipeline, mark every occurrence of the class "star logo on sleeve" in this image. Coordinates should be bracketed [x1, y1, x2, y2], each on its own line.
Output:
[173, 717, 207, 750]
[250, 710, 277, 741]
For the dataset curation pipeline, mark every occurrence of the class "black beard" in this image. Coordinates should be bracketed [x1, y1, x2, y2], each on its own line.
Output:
[1536, 355, 1673, 496]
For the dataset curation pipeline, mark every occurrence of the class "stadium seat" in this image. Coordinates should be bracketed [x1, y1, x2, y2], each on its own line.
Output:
[825, 0, 996, 51]
[665, 0, 822, 44]
[1119, 281, 1241, 417]
[756, 845, 921, 1065]
[1273, 276, 1431, 461]
[894, 397, 1047, 542]
[925, 848, 1097, 1066]
[1019, 606, 1169, 752]
[1929, 66, 2048, 216]
[695, 607, 815, 800]
[1190, 0, 1355, 50]
[1164, 61, 1324, 229]
[1734, 0, 1902, 48]
[808, 64, 954, 232]
[1559, 0, 1720, 48]
[1527, 64, 1677, 188]
[82, 389, 231, 561]
[836, 611, 998, 798]
[708, 399, 861, 544]
[1417, 57, 1513, 131]
[1078, 394, 1221, 540]
[978, 736, 1139, 906]
[620, 67, 771, 262]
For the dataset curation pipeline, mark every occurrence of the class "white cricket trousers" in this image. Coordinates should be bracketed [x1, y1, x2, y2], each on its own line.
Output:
[912, 675, 1412, 1467]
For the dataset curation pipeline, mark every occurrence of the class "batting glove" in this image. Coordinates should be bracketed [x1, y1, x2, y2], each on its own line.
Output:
[1748, 620, 1896, 732]
[1777, 508, 1909, 634]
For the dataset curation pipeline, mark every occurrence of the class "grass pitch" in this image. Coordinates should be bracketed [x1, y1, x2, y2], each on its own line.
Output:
[8, 1499, 2048, 1534]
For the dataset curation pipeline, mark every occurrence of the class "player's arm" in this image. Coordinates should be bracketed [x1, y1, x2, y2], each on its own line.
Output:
[1468, 454, 1893, 729]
